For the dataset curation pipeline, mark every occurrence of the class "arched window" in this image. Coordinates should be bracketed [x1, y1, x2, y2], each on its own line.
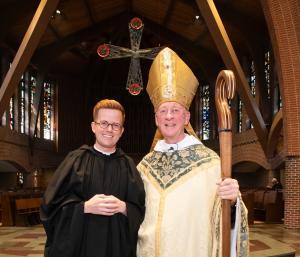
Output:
[9, 97, 15, 130]
[249, 61, 256, 97]
[19, 74, 26, 133]
[264, 51, 271, 100]
[0, 55, 56, 141]
[43, 81, 55, 140]
[200, 84, 210, 140]
[237, 96, 243, 133]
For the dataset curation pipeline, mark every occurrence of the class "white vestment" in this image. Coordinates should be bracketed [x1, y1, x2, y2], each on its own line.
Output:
[137, 135, 249, 257]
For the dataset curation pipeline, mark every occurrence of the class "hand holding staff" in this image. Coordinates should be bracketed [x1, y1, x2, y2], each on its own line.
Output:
[215, 70, 236, 257]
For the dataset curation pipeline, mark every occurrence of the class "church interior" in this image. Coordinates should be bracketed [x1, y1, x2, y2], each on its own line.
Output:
[0, 0, 300, 256]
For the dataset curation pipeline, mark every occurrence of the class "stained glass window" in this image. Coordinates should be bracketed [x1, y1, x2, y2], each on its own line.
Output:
[17, 172, 24, 187]
[9, 97, 14, 130]
[7, 62, 15, 130]
[238, 96, 243, 133]
[19, 75, 26, 133]
[264, 51, 271, 99]
[279, 94, 282, 108]
[247, 61, 256, 129]
[200, 84, 210, 140]
[250, 61, 256, 97]
[43, 81, 53, 140]
[30, 75, 37, 120]
[1, 68, 55, 141]
[29, 75, 39, 137]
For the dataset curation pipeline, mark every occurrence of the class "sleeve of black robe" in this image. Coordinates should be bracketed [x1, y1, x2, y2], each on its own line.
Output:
[40, 146, 89, 257]
[124, 155, 146, 254]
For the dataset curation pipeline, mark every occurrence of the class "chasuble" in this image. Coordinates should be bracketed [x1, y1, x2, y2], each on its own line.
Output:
[137, 143, 248, 257]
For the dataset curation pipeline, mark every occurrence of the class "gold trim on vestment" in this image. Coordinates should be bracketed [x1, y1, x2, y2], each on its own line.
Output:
[138, 154, 220, 257]
[155, 193, 165, 257]
[139, 156, 219, 194]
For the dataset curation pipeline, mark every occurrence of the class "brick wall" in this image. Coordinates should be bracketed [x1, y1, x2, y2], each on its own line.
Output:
[261, 0, 300, 229]
[284, 156, 300, 228]
[0, 127, 63, 188]
[232, 130, 270, 169]
[261, 0, 300, 155]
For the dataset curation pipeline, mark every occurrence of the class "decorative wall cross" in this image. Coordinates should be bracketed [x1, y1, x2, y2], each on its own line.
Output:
[97, 17, 163, 95]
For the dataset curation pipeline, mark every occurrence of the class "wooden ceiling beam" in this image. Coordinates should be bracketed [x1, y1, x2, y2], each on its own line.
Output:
[162, 0, 176, 26]
[217, 3, 268, 42]
[33, 12, 130, 66]
[192, 26, 209, 45]
[217, 7, 272, 123]
[0, 0, 38, 43]
[0, 0, 37, 17]
[83, 0, 96, 25]
[0, 0, 60, 119]
[137, 14, 223, 82]
[69, 48, 90, 60]
[48, 23, 61, 40]
[195, 0, 268, 154]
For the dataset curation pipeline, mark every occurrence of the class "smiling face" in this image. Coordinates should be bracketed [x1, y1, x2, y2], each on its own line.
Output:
[155, 101, 190, 144]
[91, 108, 124, 152]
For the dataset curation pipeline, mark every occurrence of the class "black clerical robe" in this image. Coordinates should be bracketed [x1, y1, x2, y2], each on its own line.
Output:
[40, 145, 145, 257]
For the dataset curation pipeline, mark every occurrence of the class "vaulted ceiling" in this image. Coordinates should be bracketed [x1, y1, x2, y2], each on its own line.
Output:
[0, 0, 268, 83]
[0, 0, 272, 153]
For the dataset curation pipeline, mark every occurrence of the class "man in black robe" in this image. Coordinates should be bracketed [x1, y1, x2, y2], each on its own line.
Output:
[40, 99, 145, 257]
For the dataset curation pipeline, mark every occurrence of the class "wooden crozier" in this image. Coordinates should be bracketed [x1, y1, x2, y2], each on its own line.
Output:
[215, 70, 236, 257]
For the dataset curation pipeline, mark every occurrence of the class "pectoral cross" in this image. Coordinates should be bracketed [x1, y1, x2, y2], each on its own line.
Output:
[97, 17, 163, 95]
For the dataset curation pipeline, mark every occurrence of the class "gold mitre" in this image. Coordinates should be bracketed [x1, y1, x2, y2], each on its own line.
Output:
[147, 48, 200, 150]
[146, 47, 199, 111]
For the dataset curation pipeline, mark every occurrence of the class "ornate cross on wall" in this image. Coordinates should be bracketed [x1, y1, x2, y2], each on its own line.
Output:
[97, 17, 163, 95]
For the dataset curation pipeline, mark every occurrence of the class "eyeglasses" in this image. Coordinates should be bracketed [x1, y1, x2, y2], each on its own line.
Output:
[94, 120, 122, 131]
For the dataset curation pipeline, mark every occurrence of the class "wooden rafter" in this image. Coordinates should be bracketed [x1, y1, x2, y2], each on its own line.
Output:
[162, 0, 175, 26]
[0, 0, 60, 118]
[0, 0, 38, 45]
[192, 26, 208, 45]
[216, 5, 272, 123]
[83, 0, 95, 25]
[48, 23, 61, 40]
[195, 0, 268, 154]
[137, 14, 222, 81]
[33, 12, 129, 66]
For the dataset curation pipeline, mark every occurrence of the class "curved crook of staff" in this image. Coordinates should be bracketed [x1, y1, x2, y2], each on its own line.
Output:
[215, 70, 235, 257]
